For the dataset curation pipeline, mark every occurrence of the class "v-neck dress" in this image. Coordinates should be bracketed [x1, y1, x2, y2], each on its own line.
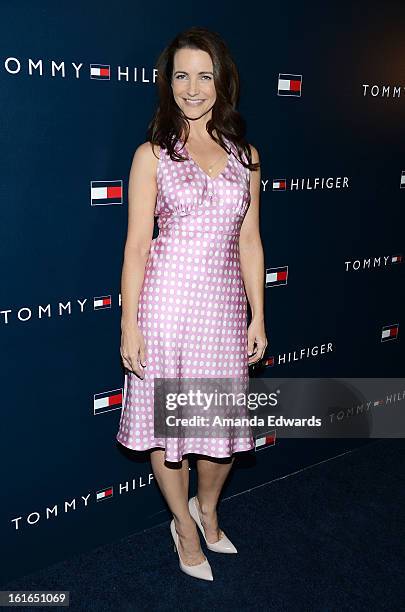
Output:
[116, 137, 255, 462]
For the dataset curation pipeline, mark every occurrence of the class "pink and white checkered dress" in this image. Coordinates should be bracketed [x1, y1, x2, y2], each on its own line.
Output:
[116, 137, 255, 462]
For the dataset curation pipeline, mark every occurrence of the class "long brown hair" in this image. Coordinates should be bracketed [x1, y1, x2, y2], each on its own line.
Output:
[146, 26, 259, 172]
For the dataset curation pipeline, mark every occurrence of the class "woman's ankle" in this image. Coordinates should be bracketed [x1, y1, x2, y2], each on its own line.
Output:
[173, 514, 197, 534]
[196, 495, 217, 517]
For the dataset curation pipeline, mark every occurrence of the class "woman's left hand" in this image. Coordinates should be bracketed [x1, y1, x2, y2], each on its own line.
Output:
[247, 318, 268, 365]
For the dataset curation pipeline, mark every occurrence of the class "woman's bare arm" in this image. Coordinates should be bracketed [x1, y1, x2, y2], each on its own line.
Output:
[120, 142, 159, 377]
[121, 142, 159, 329]
[239, 144, 268, 363]
[239, 144, 264, 321]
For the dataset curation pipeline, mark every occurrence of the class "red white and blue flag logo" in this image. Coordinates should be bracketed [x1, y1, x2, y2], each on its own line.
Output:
[278, 73, 302, 96]
[273, 179, 287, 190]
[94, 388, 123, 415]
[255, 431, 276, 450]
[381, 324, 399, 342]
[91, 180, 123, 205]
[266, 266, 288, 287]
[96, 487, 113, 501]
[90, 64, 111, 80]
[94, 295, 112, 310]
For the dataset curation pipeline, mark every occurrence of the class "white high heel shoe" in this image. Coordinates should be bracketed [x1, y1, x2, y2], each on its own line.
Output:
[170, 519, 214, 581]
[188, 496, 238, 554]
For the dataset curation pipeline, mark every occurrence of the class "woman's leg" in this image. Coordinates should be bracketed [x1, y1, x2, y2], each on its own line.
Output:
[150, 449, 205, 565]
[196, 455, 235, 543]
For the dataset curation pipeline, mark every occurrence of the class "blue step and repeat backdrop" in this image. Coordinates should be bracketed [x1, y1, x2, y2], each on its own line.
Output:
[1, 1, 404, 583]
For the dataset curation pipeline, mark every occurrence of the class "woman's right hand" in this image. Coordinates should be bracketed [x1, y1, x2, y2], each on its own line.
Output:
[120, 322, 147, 379]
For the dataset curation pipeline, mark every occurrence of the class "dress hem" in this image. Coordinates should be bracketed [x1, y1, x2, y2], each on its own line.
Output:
[116, 436, 255, 463]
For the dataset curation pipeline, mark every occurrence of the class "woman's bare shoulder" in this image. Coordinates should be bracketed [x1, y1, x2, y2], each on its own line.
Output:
[135, 141, 161, 160]
[131, 141, 161, 177]
[247, 143, 260, 163]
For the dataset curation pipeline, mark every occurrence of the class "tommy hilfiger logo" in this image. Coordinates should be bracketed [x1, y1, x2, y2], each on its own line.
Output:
[277, 73, 302, 96]
[90, 180, 123, 205]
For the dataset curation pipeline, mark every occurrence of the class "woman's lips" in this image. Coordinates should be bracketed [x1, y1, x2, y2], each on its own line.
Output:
[183, 98, 205, 106]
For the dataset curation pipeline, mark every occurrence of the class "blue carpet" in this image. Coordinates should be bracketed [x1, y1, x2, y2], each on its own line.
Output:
[3, 439, 405, 612]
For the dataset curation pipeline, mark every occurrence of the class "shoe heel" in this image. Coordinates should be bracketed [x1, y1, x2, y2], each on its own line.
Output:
[169, 518, 214, 581]
[188, 496, 238, 554]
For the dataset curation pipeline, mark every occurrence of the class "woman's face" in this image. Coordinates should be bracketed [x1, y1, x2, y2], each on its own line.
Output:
[171, 48, 216, 120]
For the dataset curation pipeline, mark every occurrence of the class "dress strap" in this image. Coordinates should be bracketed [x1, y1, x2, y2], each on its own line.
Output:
[228, 138, 251, 182]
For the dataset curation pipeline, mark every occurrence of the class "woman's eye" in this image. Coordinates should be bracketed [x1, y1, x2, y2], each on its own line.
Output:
[174, 74, 212, 80]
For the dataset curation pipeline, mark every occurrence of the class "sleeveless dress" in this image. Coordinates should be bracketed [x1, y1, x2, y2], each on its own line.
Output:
[116, 136, 255, 462]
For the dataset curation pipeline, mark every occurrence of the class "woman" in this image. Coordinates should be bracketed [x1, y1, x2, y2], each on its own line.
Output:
[116, 26, 268, 581]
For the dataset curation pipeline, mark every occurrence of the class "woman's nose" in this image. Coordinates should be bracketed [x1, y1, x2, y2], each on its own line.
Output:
[187, 79, 200, 95]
